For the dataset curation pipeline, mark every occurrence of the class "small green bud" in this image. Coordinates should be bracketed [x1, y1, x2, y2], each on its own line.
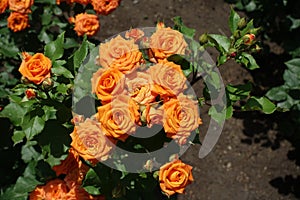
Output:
[249, 27, 261, 35]
[21, 76, 30, 84]
[237, 17, 247, 29]
[42, 77, 53, 90]
[233, 30, 241, 39]
[199, 33, 208, 45]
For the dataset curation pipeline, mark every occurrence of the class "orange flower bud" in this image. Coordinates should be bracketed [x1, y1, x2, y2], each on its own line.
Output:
[243, 33, 255, 45]
[25, 88, 36, 99]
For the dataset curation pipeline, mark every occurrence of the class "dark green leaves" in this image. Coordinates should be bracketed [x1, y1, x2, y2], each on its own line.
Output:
[44, 32, 65, 61]
[172, 16, 195, 39]
[83, 168, 102, 195]
[242, 96, 276, 114]
[229, 8, 241, 34]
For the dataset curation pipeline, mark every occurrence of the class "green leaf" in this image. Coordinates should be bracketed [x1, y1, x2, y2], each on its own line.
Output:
[240, 19, 254, 36]
[172, 16, 196, 39]
[44, 32, 65, 61]
[12, 130, 25, 145]
[0, 102, 27, 126]
[34, 0, 55, 4]
[207, 34, 231, 53]
[167, 54, 190, 70]
[42, 105, 57, 121]
[21, 141, 40, 163]
[242, 96, 276, 114]
[229, 9, 240, 34]
[266, 86, 288, 101]
[56, 83, 69, 94]
[226, 82, 252, 102]
[82, 168, 101, 195]
[51, 65, 73, 78]
[208, 105, 227, 125]
[283, 69, 300, 89]
[239, 52, 259, 70]
[23, 116, 45, 140]
[73, 36, 89, 72]
[287, 16, 300, 30]
[285, 58, 300, 74]
[64, 38, 79, 49]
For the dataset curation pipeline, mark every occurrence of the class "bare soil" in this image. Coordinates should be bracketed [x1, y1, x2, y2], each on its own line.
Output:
[98, 0, 300, 199]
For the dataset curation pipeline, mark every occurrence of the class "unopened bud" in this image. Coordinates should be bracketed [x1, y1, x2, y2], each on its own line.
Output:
[233, 30, 241, 39]
[21, 76, 30, 84]
[144, 160, 154, 172]
[228, 48, 237, 58]
[25, 88, 36, 100]
[199, 33, 208, 45]
[243, 33, 255, 45]
[251, 44, 262, 53]
[237, 17, 247, 29]
[156, 21, 165, 29]
[42, 77, 53, 90]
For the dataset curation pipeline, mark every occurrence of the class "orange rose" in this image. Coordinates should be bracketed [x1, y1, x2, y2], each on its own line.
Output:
[96, 95, 140, 141]
[64, 160, 89, 188]
[125, 71, 156, 105]
[56, 0, 75, 4]
[7, 12, 29, 32]
[125, 28, 145, 43]
[91, 68, 125, 103]
[162, 94, 202, 145]
[71, 13, 100, 37]
[0, 0, 8, 14]
[70, 119, 115, 163]
[52, 147, 80, 176]
[149, 61, 187, 99]
[29, 179, 68, 200]
[66, 185, 106, 200]
[159, 159, 194, 197]
[9, 0, 33, 13]
[149, 27, 187, 62]
[98, 35, 143, 74]
[74, 0, 90, 5]
[19, 52, 52, 85]
[91, 0, 120, 15]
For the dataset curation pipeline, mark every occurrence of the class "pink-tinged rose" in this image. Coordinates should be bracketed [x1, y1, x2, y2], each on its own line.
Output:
[125, 28, 145, 43]
[149, 27, 187, 62]
[125, 71, 156, 105]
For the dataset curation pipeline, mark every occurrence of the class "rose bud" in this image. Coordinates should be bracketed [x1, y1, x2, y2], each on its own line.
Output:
[42, 77, 53, 90]
[199, 33, 208, 45]
[21, 76, 30, 84]
[243, 33, 255, 45]
[237, 17, 247, 29]
[25, 88, 36, 99]
[156, 21, 165, 29]
[125, 28, 145, 43]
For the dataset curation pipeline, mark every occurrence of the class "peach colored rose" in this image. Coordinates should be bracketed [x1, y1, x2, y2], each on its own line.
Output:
[70, 13, 100, 37]
[52, 147, 80, 176]
[66, 185, 106, 200]
[98, 35, 143, 74]
[91, 68, 125, 103]
[148, 61, 187, 100]
[143, 105, 164, 128]
[70, 119, 115, 164]
[125, 71, 156, 105]
[9, 0, 33, 13]
[162, 94, 202, 145]
[0, 0, 8, 14]
[149, 27, 187, 62]
[159, 159, 194, 197]
[96, 95, 140, 141]
[91, 0, 120, 15]
[19, 52, 52, 85]
[7, 12, 29, 32]
[125, 28, 144, 43]
[29, 179, 68, 200]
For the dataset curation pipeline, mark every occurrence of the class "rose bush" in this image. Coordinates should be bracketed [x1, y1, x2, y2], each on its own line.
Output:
[0, 5, 273, 200]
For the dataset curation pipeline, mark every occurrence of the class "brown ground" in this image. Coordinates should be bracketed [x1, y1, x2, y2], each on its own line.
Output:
[98, 0, 300, 199]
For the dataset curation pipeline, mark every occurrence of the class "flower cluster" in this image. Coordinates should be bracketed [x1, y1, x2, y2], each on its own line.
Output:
[1, 0, 33, 32]
[69, 23, 202, 196]
[30, 148, 105, 199]
[66, 0, 121, 37]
